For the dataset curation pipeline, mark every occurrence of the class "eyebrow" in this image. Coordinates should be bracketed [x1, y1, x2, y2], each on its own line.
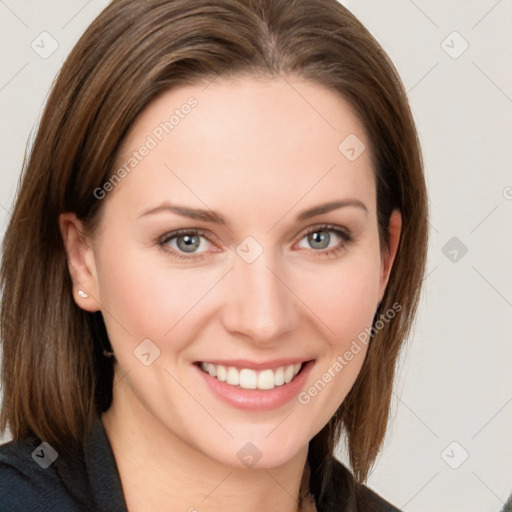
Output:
[296, 199, 368, 221]
[138, 199, 368, 226]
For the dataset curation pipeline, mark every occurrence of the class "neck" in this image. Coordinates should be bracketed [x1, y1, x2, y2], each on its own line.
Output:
[102, 371, 315, 512]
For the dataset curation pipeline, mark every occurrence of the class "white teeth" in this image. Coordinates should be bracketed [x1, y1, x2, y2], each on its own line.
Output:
[239, 369, 257, 389]
[274, 367, 285, 386]
[284, 365, 294, 384]
[226, 366, 240, 386]
[216, 365, 227, 382]
[257, 369, 275, 390]
[199, 362, 303, 390]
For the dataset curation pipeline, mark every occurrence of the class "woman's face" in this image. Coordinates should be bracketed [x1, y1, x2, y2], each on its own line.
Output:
[75, 75, 400, 468]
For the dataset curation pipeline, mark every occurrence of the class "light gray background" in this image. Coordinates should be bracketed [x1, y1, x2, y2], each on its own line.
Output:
[1, 1, 511, 511]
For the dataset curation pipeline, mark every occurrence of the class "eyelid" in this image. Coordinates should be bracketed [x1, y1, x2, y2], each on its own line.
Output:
[295, 223, 353, 243]
[157, 223, 353, 260]
[158, 228, 221, 259]
[291, 223, 354, 256]
[158, 228, 212, 245]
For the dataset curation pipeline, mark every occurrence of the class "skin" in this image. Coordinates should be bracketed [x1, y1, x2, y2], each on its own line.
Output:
[60, 75, 401, 512]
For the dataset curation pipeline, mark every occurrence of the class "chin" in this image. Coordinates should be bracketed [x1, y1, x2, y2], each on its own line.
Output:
[192, 428, 310, 471]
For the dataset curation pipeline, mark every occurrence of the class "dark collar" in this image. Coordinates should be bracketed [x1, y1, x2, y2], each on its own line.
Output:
[53, 416, 398, 512]
[55, 415, 128, 512]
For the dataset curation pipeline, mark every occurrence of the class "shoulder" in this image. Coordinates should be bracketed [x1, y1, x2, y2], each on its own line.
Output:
[330, 458, 401, 512]
[0, 417, 127, 512]
[355, 484, 401, 512]
[0, 435, 85, 512]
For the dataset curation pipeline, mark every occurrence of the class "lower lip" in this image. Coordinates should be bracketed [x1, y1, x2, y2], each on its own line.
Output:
[194, 360, 315, 411]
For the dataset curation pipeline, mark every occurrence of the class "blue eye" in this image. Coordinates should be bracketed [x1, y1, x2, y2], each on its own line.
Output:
[160, 230, 212, 256]
[158, 224, 353, 261]
[297, 226, 352, 253]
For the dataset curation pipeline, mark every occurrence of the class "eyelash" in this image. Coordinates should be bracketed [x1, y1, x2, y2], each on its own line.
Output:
[157, 224, 354, 261]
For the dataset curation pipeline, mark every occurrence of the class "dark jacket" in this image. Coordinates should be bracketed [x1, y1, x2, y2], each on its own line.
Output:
[0, 416, 400, 511]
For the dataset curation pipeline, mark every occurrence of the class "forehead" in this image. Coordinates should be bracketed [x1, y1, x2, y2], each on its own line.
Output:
[108, 75, 376, 222]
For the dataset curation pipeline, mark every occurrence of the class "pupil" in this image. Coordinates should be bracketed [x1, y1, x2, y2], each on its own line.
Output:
[308, 230, 330, 249]
[178, 234, 199, 252]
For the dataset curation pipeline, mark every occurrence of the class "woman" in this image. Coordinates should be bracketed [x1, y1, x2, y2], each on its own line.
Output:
[0, 0, 428, 510]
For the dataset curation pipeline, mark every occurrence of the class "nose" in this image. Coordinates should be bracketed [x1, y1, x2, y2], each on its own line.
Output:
[220, 253, 298, 345]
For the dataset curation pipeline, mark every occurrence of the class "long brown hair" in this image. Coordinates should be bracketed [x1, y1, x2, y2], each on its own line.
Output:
[1, 0, 428, 502]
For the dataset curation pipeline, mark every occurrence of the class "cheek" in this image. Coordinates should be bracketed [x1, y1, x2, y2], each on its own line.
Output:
[95, 228, 383, 355]
[91, 225, 384, 462]
[294, 255, 382, 342]
[290, 253, 382, 415]
[93, 238, 224, 352]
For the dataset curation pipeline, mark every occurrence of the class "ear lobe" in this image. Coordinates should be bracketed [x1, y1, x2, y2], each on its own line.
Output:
[379, 210, 402, 301]
[59, 213, 101, 312]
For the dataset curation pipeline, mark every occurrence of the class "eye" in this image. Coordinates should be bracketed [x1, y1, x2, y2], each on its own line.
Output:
[296, 225, 352, 253]
[159, 229, 214, 257]
[158, 225, 352, 260]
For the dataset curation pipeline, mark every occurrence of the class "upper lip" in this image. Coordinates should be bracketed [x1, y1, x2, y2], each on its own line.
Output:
[195, 358, 313, 371]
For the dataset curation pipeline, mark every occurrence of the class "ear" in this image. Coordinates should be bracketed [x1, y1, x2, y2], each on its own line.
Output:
[378, 209, 402, 302]
[59, 213, 101, 312]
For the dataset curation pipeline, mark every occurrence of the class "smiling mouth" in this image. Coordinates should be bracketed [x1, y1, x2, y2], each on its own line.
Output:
[197, 361, 306, 390]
